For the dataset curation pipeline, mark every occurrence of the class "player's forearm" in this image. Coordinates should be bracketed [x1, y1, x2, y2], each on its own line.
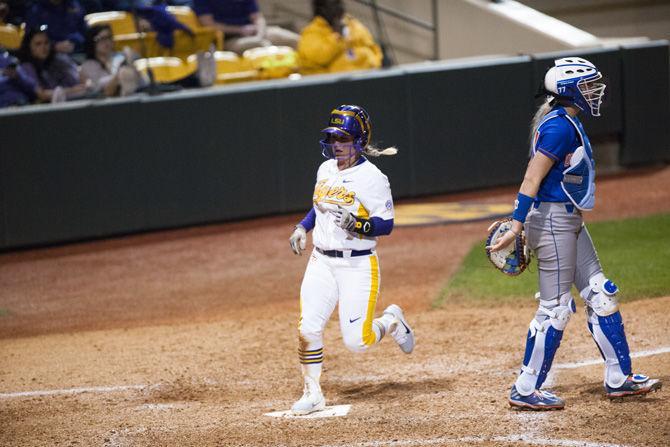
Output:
[519, 173, 543, 199]
[351, 216, 393, 237]
[512, 152, 554, 228]
[371, 217, 393, 236]
[298, 207, 316, 232]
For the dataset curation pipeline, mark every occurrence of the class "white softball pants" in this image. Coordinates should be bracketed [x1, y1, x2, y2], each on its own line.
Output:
[297, 249, 385, 378]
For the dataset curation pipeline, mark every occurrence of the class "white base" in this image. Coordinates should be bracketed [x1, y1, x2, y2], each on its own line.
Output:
[264, 404, 351, 419]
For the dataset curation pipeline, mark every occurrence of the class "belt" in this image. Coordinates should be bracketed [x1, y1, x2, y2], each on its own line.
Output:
[533, 202, 575, 213]
[315, 247, 373, 258]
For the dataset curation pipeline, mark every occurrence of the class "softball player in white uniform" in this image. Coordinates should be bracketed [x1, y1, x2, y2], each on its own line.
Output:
[288, 105, 415, 415]
[489, 58, 661, 410]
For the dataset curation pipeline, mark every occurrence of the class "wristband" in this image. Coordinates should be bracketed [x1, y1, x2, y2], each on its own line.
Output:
[352, 216, 374, 236]
[512, 192, 534, 224]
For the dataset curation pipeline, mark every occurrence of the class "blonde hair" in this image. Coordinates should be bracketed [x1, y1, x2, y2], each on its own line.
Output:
[529, 97, 554, 154]
[364, 145, 398, 157]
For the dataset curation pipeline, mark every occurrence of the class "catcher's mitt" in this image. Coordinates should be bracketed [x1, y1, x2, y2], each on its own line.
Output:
[485, 218, 531, 276]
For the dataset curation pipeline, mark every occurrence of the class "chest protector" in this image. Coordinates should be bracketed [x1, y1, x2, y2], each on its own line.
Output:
[537, 109, 596, 211]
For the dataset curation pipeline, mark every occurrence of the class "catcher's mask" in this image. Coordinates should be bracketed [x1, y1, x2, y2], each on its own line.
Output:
[540, 57, 606, 117]
[320, 104, 372, 160]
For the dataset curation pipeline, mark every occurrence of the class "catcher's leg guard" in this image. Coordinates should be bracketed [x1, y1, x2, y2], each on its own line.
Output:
[515, 292, 575, 396]
[582, 272, 631, 388]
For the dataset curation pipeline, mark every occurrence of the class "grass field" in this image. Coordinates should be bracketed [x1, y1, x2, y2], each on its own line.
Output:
[436, 213, 670, 305]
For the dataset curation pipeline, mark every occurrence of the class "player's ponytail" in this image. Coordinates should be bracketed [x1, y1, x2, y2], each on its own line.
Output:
[364, 145, 398, 157]
[529, 97, 554, 154]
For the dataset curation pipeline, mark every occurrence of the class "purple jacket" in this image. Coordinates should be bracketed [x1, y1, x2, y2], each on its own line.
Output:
[20, 53, 80, 90]
[0, 53, 38, 107]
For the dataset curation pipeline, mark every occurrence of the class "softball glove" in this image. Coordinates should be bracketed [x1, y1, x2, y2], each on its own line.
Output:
[485, 218, 531, 276]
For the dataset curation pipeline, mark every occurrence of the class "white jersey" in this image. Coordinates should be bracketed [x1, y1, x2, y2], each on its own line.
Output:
[311, 158, 394, 251]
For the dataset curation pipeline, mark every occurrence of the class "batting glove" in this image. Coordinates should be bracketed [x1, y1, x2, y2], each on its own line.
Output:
[330, 206, 357, 231]
[289, 224, 307, 255]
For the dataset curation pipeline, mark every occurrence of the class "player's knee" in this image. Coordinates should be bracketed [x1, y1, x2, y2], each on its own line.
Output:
[535, 291, 576, 331]
[342, 334, 368, 353]
[298, 326, 323, 345]
[580, 272, 619, 316]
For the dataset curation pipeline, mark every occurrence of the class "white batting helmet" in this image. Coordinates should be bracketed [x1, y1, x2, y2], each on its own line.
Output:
[543, 57, 606, 117]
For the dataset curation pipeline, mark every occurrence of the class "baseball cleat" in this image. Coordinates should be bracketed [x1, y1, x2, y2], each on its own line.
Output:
[606, 374, 662, 399]
[291, 376, 326, 415]
[383, 304, 415, 354]
[509, 385, 565, 410]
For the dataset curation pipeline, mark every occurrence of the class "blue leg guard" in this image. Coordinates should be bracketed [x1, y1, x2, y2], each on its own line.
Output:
[587, 322, 606, 360]
[582, 273, 631, 387]
[515, 292, 575, 396]
[536, 327, 564, 389]
[595, 311, 632, 376]
[515, 321, 565, 395]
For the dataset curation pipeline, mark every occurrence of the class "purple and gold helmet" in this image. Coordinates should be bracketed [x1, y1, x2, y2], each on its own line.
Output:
[320, 105, 372, 159]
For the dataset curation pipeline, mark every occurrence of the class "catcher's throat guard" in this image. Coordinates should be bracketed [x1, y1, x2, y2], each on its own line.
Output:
[486, 218, 531, 276]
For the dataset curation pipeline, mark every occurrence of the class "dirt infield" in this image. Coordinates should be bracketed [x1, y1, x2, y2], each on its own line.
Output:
[1, 166, 669, 447]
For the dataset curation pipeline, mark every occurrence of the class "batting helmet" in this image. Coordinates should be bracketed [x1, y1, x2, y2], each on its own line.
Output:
[320, 105, 372, 159]
[543, 57, 606, 117]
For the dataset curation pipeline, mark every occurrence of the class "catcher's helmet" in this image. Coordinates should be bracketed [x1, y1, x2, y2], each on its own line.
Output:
[543, 57, 606, 117]
[320, 105, 372, 159]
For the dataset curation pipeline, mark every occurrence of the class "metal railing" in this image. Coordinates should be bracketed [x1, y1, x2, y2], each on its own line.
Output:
[351, 0, 440, 61]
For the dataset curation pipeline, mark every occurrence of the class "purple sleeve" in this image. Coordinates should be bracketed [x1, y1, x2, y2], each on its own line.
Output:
[370, 217, 393, 236]
[19, 63, 40, 87]
[54, 55, 80, 88]
[299, 207, 316, 232]
[13, 67, 38, 99]
[68, 4, 86, 46]
[535, 119, 574, 162]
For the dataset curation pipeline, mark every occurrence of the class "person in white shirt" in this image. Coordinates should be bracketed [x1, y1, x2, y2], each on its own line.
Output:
[288, 104, 415, 415]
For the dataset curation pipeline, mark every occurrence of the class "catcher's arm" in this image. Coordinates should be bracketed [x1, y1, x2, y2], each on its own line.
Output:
[488, 152, 554, 252]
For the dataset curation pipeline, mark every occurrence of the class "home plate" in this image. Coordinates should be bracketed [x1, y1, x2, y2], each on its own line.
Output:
[264, 405, 351, 419]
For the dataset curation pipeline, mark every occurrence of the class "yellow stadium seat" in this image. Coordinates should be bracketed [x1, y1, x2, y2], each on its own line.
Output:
[167, 6, 223, 55]
[187, 51, 257, 84]
[85, 11, 167, 59]
[134, 56, 196, 84]
[0, 24, 22, 50]
[242, 46, 298, 80]
[85, 11, 138, 35]
[85, 9, 221, 60]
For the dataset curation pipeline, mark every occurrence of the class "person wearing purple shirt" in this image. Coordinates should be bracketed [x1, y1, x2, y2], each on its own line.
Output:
[194, 0, 298, 53]
[26, 0, 87, 54]
[0, 50, 38, 107]
[18, 26, 91, 102]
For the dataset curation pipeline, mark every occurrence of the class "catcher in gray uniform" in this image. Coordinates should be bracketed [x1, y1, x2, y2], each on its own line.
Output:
[488, 57, 662, 410]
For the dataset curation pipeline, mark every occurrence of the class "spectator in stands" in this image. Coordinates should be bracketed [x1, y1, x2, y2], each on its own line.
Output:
[80, 24, 147, 97]
[0, 0, 29, 27]
[297, 0, 381, 75]
[194, 0, 299, 54]
[26, 0, 88, 54]
[18, 25, 91, 102]
[0, 1, 8, 24]
[134, 2, 194, 50]
[0, 49, 38, 107]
